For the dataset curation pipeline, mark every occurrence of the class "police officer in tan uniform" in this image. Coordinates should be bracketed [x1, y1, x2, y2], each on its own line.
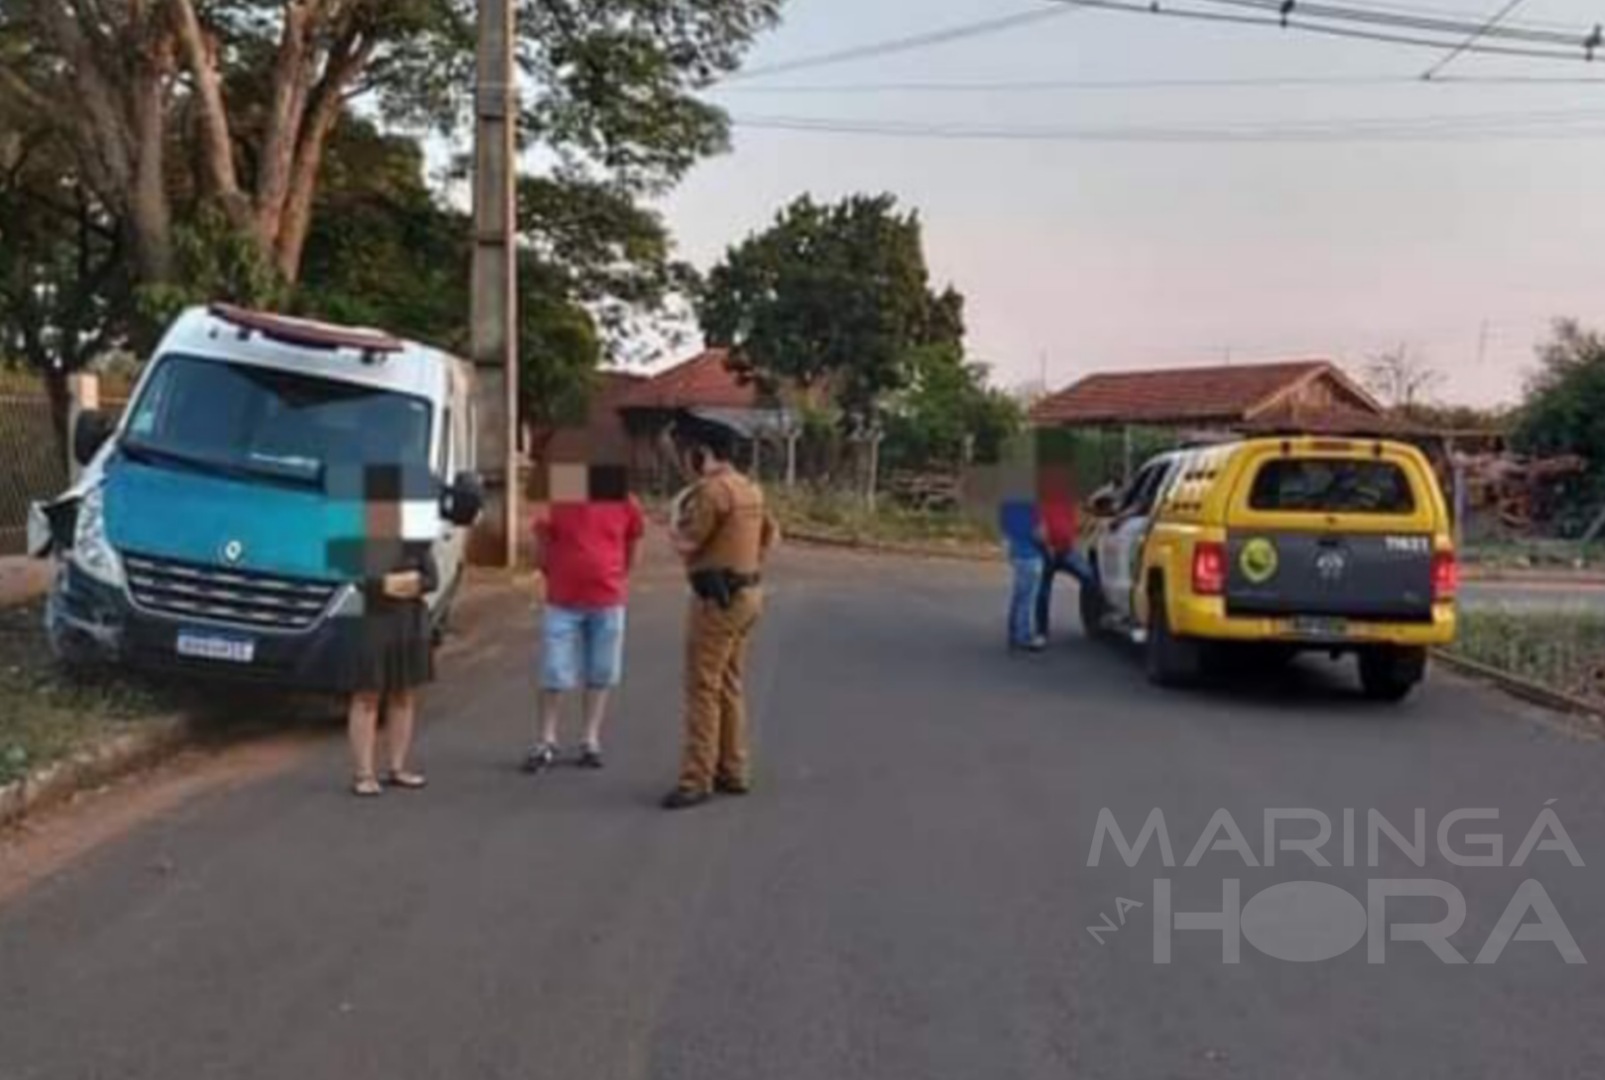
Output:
[662, 419, 778, 810]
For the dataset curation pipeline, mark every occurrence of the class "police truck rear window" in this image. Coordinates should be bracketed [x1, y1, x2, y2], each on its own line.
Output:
[1248, 459, 1416, 514]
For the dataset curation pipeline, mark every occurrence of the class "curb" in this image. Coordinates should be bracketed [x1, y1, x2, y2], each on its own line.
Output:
[0, 715, 190, 829]
[1434, 650, 1605, 723]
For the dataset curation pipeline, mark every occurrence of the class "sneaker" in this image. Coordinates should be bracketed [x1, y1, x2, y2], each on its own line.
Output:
[1025, 636, 1048, 652]
[521, 743, 558, 773]
[713, 776, 751, 796]
[577, 745, 605, 770]
[660, 788, 713, 811]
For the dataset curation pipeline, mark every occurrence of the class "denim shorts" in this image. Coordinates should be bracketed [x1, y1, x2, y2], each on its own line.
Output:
[540, 605, 627, 691]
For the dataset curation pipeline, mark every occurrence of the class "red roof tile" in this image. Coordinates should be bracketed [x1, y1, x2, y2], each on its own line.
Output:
[1029, 360, 1356, 425]
[615, 348, 759, 410]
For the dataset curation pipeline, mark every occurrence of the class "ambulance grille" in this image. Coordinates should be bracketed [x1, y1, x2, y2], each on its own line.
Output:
[124, 552, 338, 631]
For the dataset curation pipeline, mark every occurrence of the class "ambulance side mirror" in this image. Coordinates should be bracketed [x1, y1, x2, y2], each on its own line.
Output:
[73, 409, 115, 467]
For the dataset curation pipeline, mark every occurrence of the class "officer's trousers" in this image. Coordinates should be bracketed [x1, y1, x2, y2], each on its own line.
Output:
[678, 587, 763, 792]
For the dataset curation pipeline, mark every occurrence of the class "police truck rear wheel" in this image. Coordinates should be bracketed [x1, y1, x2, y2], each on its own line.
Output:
[1079, 582, 1108, 641]
[1358, 647, 1427, 703]
[1145, 580, 1201, 688]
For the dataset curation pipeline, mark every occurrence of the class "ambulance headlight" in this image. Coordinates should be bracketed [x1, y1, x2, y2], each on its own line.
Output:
[72, 486, 124, 588]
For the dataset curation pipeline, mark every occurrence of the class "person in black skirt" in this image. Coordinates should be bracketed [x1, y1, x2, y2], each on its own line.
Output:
[338, 474, 439, 797]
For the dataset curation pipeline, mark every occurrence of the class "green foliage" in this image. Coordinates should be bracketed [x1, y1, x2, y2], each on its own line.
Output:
[882, 344, 1021, 470]
[1513, 320, 1605, 526]
[0, 126, 129, 378]
[519, 291, 602, 433]
[137, 206, 288, 340]
[518, 173, 698, 359]
[295, 119, 710, 438]
[699, 193, 964, 424]
[519, 0, 784, 194]
[296, 122, 466, 348]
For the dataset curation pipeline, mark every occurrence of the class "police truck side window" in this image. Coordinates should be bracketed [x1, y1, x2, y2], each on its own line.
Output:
[1249, 459, 1416, 515]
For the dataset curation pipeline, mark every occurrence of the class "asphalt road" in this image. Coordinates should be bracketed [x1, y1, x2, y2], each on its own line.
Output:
[3, 544, 1604, 1080]
[1460, 580, 1605, 613]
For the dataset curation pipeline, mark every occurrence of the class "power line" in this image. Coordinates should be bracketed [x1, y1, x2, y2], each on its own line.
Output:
[730, 108, 1605, 143]
[1421, 0, 1534, 79]
[719, 6, 1080, 83]
[1053, 0, 1599, 64]
[1050, 0, 1603, 62]
[1060, 0, 1589, 49]
[706, 73, 1605, 94]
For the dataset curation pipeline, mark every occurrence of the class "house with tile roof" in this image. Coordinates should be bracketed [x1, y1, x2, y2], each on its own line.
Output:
[614, 347, 817, 489]
[1028, 359, 1391, 434]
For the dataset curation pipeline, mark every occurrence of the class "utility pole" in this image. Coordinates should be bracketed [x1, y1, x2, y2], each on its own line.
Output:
[469, 0, 519, 568]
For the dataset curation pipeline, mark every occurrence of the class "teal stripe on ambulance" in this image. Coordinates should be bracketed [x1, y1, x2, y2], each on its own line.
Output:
[104, 461, 355, 583]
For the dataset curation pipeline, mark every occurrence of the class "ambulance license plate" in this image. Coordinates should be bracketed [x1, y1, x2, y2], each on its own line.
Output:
[177, 631, 256, 664]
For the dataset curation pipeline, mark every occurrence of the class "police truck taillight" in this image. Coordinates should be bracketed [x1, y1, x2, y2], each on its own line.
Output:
[1192, 541, 1226, 596]
[1432, 550, 1459, 601]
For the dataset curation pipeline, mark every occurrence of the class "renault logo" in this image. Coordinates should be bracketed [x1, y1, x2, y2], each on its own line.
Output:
[220, 539, 245, 566]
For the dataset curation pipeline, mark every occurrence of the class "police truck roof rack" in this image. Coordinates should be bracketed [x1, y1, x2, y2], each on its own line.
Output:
[207, 303, 405, 365]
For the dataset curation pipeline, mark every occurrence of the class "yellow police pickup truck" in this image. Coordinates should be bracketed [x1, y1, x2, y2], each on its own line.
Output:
[1080, 436, 1458, 701]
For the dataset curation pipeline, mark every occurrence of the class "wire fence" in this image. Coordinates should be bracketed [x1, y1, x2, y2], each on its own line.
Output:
[0, 395, 66, 555]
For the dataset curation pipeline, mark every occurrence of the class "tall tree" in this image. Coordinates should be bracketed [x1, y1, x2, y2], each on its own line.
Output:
[1513, 320, 1605, 528]
[1515, 321, 1605, 460]
[0, 0, 781, 292]
[699, 193, 964, 425]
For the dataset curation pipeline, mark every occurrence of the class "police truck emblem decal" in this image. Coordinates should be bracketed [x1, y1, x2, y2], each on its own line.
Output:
[1240, 538, 1278, 584]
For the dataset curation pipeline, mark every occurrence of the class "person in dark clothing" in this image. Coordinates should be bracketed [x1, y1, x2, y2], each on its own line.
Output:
[336, 475, 439, 798]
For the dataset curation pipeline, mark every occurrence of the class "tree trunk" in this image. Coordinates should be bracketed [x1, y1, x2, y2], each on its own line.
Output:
[273, 32, 372, 282]
[169, 0, 246, 225]
[41, 366, 71, 468]
[254, 2, 316, 250]
[274, 116, 337, 282]
[127, 27, 177, 284]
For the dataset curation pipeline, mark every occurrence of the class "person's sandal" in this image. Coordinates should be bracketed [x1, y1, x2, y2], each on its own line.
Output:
[383, 770, 429, 791]
[352, 775, 383, 798]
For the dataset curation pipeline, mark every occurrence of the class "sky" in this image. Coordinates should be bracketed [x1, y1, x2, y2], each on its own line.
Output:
[651, 0, 1605, 407]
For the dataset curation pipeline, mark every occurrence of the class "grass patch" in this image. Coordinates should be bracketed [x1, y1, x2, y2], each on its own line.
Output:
[1450, 608, 1605, 702]
[1461, 538, 1603, 570]
[770, 487, 997, 549]
[0, 602, 168, 786]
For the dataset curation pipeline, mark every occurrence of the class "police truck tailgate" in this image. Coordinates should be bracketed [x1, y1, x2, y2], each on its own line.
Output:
[1225, 532, 1435, 621]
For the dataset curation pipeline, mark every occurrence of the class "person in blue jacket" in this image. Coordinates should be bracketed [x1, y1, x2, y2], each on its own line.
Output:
[998, 495, 1045, 651]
